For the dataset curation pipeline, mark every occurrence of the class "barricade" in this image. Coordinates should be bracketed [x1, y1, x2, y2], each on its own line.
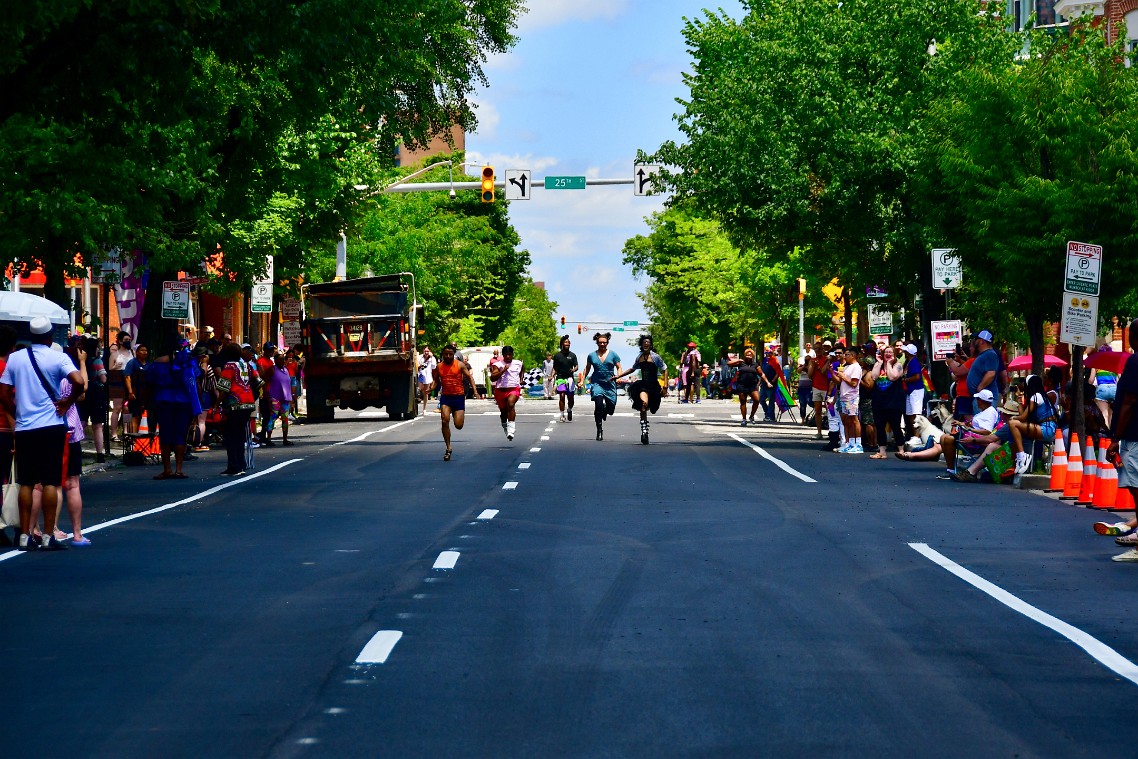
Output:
[1061, 435, 1083, 500]
[1076, 436, 1098, 505]
[1047, 432, 1067, 492]
[1091, 438, 1118, 510]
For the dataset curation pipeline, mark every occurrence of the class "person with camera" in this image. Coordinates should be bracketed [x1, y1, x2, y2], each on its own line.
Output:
[945, 342, 975, 421]
[216, 343, 256, 476]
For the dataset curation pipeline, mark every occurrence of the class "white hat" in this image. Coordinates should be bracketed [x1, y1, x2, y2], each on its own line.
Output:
[902, 343, 918, 355]
[975, 388, 994, 403]
[29, 316, 52, 335]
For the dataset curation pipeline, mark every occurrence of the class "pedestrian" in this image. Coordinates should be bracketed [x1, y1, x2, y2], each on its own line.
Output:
[718, 347, 737, 401]
[684, 341, 702, 404]
[286, 347, 303, 419]
[542, 352, 555, 400]
[1007, 374, 1058, 474]
[857, 344, 878, 455]
[417, 346, 437, 415]
[77, 335, 109, 463]
[553, 335, 579, 422]
[946, 341, 975, 421]
[902, 343, 924, 443]
[614, 334, 667, 444]
[215, 343, 255, 476]
[432, 343, 475, 461]
[149, 336, 201, 480]
[585, 332, 621, 441]
[1092, 345, 1118, 429]
[57, 343, 90, 546]
[1109, 320, 1138, 560]
[868, 345, 905, 459]
[193, 347, 218, 451]
[107, 330, 133, 441]
[0, 316, 85, 550]
[124, 343, 151, 434]
[489, 345, 523, 441]
[264, 353, 295, 446]
[833, 346, 864, 454]
[0, 326, 15, 544]
[809, 340, 831, 440]
[759, 349, 779, 423]
[797, 344, 814, 422]
[730, 349, 762, 425]
[967, 330, 1001, 407]
[256, 343, 277, 442]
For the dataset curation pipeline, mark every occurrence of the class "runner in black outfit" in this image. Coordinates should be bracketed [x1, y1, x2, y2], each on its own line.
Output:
[730, 348, 762, 426]
[615, 334, 668, 444]
[552, 335, 579, 422]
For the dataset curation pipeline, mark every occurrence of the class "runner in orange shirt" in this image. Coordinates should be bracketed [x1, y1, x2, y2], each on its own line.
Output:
[432, 343, 476, 461]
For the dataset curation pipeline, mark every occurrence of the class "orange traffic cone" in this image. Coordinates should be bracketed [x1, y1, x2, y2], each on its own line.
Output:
[1092, 438, 1118, 510]
[138, 411, 150, 435]
[1062, 435, 1083, 500]
[1117, 483, 1135, 512]
[1077, 436, 1098, 505]
[1047, 432, 1068, 492]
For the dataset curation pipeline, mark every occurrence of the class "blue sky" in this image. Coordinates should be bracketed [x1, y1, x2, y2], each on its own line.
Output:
[466, 0, 746, 343]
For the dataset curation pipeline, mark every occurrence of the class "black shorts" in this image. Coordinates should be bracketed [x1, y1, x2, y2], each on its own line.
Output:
[66, 441, 82, 478]
[0, 431, 13, 484]
[78, 393, 108, 425]
[439, 393, 465, 412]
[15, 425, 68, 487]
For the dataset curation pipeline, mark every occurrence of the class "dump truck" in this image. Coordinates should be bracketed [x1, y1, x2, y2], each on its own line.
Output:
[302, 273, 422, 422]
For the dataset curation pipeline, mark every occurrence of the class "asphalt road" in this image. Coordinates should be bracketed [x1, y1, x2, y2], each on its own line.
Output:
[3, 398, 1137, 758]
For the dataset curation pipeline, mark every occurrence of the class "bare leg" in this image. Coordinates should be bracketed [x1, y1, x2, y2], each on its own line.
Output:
[440, 406, 452, 451]
[40, 485, 60, 534]
[173, 444, 186, 475]
[64, 475, 83, 540]
[1008, 419, 1025, 454]
[814, 399, 825, 436]
[967, 441, 1002, 476]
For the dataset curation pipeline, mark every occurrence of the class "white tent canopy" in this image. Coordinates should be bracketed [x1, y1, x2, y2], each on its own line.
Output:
[0, 291, 70, 325]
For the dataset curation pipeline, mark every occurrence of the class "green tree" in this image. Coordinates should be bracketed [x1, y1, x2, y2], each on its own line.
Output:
[919, 19, 1138, 375]
[0, 0, 522, 326]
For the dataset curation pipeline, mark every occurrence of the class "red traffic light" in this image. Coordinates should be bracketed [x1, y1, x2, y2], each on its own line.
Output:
[560, 316, 566, 327]
[577, 325, 582, 334]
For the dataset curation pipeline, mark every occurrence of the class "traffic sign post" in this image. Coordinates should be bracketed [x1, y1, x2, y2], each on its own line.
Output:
[505, 169, 531, 200]
[868, 304, 892, 335]
[1060, 294, 1099, 347]
[1065, 240, 1102, 296]
[544, 176, 586, 190]
[250, 283, 273, 313]
[161, 281, 191, 319]
[634, 164, 661, 196]
[931, 248, 962, 289]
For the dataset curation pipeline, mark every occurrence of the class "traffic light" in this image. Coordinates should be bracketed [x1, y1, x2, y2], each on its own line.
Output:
[560, 316, 566, 329]
[577, 324, 582, 334]
[481, 166, 495, 203]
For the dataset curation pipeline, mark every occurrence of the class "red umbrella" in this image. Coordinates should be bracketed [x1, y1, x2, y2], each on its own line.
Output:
[1084, 350, 1133, 375]
[1006, 354, 1068, 371]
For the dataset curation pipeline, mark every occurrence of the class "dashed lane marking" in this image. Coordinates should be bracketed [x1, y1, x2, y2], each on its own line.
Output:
[518, 463, 531, 469]
[909, 543, 1138, 687]
[355, 630, 403, 664]
[502, 482, 518, 490]
[726, 434, 817, 483]
[530, 447, 541, 452]
[477, 509, 499, 520]
[433, 550, 460, 569]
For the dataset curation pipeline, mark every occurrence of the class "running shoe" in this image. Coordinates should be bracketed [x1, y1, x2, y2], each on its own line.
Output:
[1112, 548, 1138, 562]
[836, 443, 851, 454]
[1095, 521, 1134, 536]
[560, 414, 567, 422]
[567, 408, 573, 421]
[847, 444, 864, 454]
[740, 419, 748, 427]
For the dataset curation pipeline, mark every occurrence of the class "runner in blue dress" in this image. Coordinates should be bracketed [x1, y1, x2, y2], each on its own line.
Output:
[585, 332, 621, 441]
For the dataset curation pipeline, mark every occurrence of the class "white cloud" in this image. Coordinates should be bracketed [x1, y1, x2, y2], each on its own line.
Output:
[463, 150, 560, 175]
[470, 99, 501, 140]
[518, 0, 631, 31]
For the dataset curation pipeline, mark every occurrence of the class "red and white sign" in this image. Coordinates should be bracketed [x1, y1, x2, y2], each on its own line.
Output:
[1065, 240, 1102, 296]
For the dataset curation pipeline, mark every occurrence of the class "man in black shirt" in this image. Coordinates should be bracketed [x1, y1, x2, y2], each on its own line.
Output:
[552, 335, 579, 422]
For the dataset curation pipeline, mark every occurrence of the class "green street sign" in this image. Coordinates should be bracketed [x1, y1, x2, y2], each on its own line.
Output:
[544, 176, 586, 190]
[612, 327, 625, 332]
[623, 320, 639, 326]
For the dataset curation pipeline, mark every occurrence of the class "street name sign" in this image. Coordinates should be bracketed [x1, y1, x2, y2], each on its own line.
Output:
[931, 248, 962, 289]
[161, 281, 191, 319]
[1060, 294, 1099, 347]
[1065, 240, 1102, 296]
[634, 164, 661, 196]
[544, 176, 586, 190]
[250, 283, 273, 313]
[623, 320, 639, 326]
[505, 169, 531, 200]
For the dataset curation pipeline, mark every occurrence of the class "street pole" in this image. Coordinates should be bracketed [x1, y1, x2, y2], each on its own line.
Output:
[798, 278, 805, 359]
[334, 233, 347, 282]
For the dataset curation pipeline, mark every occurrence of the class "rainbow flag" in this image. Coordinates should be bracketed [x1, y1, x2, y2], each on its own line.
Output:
[922, 367, 935, 394]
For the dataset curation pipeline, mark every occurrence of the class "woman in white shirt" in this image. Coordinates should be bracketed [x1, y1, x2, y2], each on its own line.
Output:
[488, 345, 523, 441]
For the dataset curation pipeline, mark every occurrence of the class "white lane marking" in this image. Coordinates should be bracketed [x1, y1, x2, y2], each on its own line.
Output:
[668, 413, 695, 418]
[518, 463, 531, 469]
[726, 433, 817, 483]
[909, 543, 1138, 687]
[433, 550, 460, 569]
[544, 427, 554, 432]
[331, 419, 415, 447]
[354, 411, 386, 418]
[477, 509, 499, 520]
[0, 459, 304, 564]
[502, 481, 518, 490]
[530, 447, 541, 452]
[355, 630, 403, 664]
[540, 435, 550, 441]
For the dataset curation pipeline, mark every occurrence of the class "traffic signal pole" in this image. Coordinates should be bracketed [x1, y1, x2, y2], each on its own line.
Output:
[382, 177, 635, 194]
